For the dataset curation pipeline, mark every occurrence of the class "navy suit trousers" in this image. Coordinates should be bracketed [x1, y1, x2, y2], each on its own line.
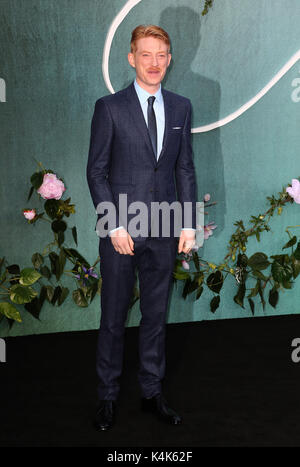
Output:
[96, 236, 178, 400]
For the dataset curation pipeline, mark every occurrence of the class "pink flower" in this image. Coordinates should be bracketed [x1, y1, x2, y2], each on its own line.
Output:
[204, 221, 217, 240]
[37, 173, 66, 200]
[181, 260, 190, 270]
[286, 179, 300, 204]
[23, 209, 36, 220]
[204, 193, 211, 202]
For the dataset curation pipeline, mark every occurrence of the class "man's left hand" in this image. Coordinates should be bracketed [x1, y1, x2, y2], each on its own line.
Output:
[178, 229, 196, 254]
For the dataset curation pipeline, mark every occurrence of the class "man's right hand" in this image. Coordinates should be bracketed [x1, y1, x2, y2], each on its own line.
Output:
[110, 227, 134, 255]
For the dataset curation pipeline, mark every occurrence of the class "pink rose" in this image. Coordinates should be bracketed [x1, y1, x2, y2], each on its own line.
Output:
[204, 221, 217, 240]
[204, 193, 211, 202]
[286, 179, 300, 204]
[23, 209, 36, 220]
[181, 260, 190, 270]
[37, 173, 66, 200]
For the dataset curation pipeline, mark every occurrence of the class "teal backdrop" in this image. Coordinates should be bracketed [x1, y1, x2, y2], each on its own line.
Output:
[0, 0, 300, 337]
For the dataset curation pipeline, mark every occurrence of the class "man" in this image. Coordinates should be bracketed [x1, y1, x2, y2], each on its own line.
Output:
[87, 24, 197, 431]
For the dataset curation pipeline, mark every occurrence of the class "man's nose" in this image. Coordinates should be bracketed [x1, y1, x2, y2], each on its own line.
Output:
[151, 56, 158, 66]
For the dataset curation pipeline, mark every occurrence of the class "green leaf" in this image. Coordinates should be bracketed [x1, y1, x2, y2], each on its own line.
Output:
[294, 242, 300, 260]
[45, 285, 54, 303]
[210, 295, 220, 313]
[292, 258, 300, 279]
[7, 264, 20, 275]
[247, 279, 260, 298]
[24, 285, 48, 321]
[173, 271, 190, 280]
[234, 283, 246, 308]
[49, 252, 59, 277]
[57, 287, 69, 306]
[44, 199, 60, 219]
[51, 286, 62, 305]
[269, 288, 279, 308]
[237, 253, 248, 268]
[57, 230, 65, 247]
[270, 254, 289, 265]
[192, 252, 200, 271]
[89, 281, 99, 303]
[57, 249, 66, 281]
[271, 261, 293, 283]
[248, 252, 270, 270]
[282, 236, 297, 250]
[40, 265, 51, 280]
[72, 288, 88, 307]
[62, 248, 90, 268]
[196, 286, 203, 300]
[0, 302, 22, 322]
[72, 226, 78, 246]
[207, 270, 223, 294]
[10, 284, 38, 304]
[183, 278, 192, 299]
[19, 268, 41, 286]
[31, 253, 44, 269]
[30, 171, 44, 189]
[51, 220, 67, 233]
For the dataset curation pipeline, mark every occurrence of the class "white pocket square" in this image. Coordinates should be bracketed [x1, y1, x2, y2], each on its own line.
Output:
[172, 126, 182, 129]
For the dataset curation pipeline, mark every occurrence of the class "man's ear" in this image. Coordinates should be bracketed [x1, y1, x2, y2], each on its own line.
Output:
[167, 53, 172, 67]
[128, 52, 135, 68]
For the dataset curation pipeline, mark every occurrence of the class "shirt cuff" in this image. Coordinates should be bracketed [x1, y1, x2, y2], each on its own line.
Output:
[108, 226, 125, 236]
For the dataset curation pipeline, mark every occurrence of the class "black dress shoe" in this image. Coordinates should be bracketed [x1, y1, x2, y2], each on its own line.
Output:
[94, 400, 116, 431]
[141, 393, 182, 425]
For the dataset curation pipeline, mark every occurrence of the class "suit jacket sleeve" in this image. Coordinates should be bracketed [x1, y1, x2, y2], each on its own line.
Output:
[86, 98, 122, 232]
[175, 100, 197, 230]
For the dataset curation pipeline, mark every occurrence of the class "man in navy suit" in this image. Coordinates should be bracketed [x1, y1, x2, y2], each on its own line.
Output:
[87, 25, 197, 431]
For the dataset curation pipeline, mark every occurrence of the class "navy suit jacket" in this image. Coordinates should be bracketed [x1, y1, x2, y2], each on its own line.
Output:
[86, 81, 197, 241]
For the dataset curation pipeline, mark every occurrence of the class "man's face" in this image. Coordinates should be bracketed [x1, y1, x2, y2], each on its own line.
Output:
[128, 36, 171, 92]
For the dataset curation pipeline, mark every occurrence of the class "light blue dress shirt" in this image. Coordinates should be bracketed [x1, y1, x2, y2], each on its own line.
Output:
[133, 78, 165, 159]
[108, 80, 195, 235]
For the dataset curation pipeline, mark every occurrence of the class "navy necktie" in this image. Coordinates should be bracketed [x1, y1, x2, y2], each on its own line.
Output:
[147, 96, 157, 158]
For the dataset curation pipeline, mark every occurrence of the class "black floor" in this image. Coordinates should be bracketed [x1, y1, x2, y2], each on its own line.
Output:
[1, 314, 300, 447]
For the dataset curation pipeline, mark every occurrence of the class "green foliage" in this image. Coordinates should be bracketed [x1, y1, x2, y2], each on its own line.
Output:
[0, 162, 101, 328]
[173, 177, 300, 316]
[201, 0, 214, 16]
[1, 162, 300, 330]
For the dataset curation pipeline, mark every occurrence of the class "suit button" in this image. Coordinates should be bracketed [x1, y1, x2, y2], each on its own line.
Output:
[150, 189, 153, 192]
[154, 168, 157, 172]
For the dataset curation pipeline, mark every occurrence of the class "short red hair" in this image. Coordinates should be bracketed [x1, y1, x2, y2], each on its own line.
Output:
[130, 24, 171, 53]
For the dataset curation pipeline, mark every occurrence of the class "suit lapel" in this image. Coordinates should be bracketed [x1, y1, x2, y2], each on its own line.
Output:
[157, 87, 172, 165]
